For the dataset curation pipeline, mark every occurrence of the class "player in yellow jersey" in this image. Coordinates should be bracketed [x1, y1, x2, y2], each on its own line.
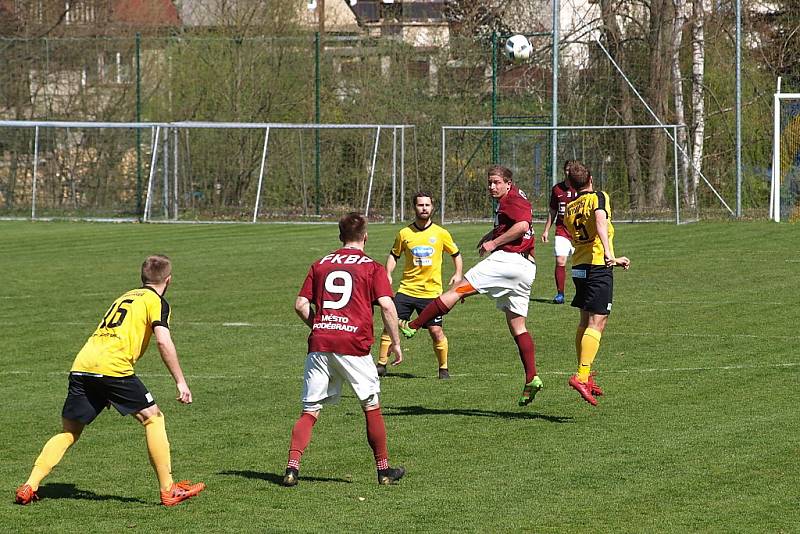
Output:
[563, 162, 630, 406]
[15, 255, 205, 506]
[376, 192, 462, 379]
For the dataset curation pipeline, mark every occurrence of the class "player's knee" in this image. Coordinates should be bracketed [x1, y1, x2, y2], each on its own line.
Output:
[302, 401, 324, 413]
[136, 405, 163, 424]
[361, 394, 380, 411]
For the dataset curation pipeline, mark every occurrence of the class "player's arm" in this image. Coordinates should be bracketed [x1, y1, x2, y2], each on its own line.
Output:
[449, 252, 464, 286]
[153, 325, 192, 404]
[385, 254, 398, 286]
[295, 296, 314, 328]
[541, 208, 556, 243]
[476, 229, 494, 250]
[377, 295, 404, 366]
[480, 220, 530, 256]
[594, 209, 627, 268]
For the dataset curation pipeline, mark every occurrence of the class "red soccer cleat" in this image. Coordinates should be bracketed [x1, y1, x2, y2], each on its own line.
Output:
[568, 374, 598, 406]
[160, 480, 206, 506]
[15, 484, 39, 505]
[587, 373, 604, 396]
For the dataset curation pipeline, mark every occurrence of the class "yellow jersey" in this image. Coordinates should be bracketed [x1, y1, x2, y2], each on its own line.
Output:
[564, 190, 615, 266]
[391, 222, 460, 298]
[71, 287, 171, 377]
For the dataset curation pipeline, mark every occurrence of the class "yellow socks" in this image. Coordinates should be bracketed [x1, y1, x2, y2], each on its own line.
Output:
[577, 327, 602, 382]
[433, 336, 449, 369]
[575, 327, 586, 362]
[142, 413, 173, 491]
[377, 333, 392, 366]
[25, 432, 77, 491]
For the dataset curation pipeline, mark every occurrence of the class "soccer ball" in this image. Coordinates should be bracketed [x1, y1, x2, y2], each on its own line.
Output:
[504, 34, 532, 63]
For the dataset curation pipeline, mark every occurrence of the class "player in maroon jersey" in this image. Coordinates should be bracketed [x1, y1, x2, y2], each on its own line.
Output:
[282, 212, 406, 487]
[400, 165, 542, 406]
[541, 160, 577, 304]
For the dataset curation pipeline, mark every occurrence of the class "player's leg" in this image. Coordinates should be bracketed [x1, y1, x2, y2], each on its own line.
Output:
[407, 282, 477, 332]
[553, 254, 568, 304]
[378, 294, 414, 374]
[17, 417, 85, 504]
[505, 311, 542, 406]
[427, 325, 449, 379]
[363, 402, 405, 485]
[569, 268, 612, 405]
[284, 352, 338, 486]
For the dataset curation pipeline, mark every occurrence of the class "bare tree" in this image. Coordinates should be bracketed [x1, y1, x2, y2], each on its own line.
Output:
[672, 0, 690, 206]
[690, 0, 705, 209]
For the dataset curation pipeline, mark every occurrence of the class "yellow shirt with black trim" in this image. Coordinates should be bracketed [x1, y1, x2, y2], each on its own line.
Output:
[391, 222, 460, 299]
[564, 190, 615, 266]
[71, 286, 171, 377]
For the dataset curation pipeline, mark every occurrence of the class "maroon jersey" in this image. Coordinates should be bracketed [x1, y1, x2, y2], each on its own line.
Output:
[493, 185, 534, 255]
[549, 180, 577, 239]
[299, 248, 392, 356]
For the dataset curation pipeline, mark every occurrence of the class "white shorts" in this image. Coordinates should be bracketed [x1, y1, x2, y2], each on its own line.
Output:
[553, 235, 574, 258]
[464, 250, 536, 317]
[301, 351, 380, 412]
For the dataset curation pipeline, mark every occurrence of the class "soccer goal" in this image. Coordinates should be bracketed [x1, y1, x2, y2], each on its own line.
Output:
[0, 120, 414, 223]
[771, 92, 800, 222]
[439, 123, 733, 225]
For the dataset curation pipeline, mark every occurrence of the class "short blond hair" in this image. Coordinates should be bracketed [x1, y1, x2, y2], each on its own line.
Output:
[141, 255, 172, 284]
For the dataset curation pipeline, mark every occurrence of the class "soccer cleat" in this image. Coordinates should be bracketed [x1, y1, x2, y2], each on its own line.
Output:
[14, 484, 39, 505]
[160, 480, 206, 506]
[376, 364, 387, 377]
[282, 467, 299, 487]
[518, 375, 543, 406]
[552, 293, 565, 304]
[398, 320, 417, 339]
[377, 466, 405, 485]
[438, 368, 450, 380]
[568, 374, 598, 406]
[587, 372, 604, 396]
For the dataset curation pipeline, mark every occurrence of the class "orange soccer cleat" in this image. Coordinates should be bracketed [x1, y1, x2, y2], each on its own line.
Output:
[15, 484, 39, 505]
[568, 374, 598, 406]
[160, 480, 206, 506]
[587, 372, 604, 396]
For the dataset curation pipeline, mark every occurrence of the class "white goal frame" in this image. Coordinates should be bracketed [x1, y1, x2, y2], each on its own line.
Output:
[771, 92, 800, 222]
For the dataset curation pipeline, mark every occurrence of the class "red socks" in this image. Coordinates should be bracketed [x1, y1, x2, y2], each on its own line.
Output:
[513, 332, 537, 383]
[555, 265, 566, 293]
[409, 297, 450, 329]
[287, 412, 317, 469]
[365, 408, 389, 468]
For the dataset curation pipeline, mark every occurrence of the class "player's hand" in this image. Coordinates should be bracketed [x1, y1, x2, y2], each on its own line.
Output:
[615, 256, 631, 270]
[479, 239, 496, 257]
[540, 232, 549, 244]
[449, 274, 463, 287]
[390, 343, 403, 366]
[176, 382, 193, 404]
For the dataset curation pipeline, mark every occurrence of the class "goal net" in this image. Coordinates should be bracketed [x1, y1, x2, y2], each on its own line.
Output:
[440, 124, 693, 225]
[772, 94, 800, 222]
[0, 121, 413, 223]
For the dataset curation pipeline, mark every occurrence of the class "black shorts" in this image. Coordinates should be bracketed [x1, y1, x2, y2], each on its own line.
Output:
[570, 264, 614, 315]
[394, 292, 443, 328]
[62, 372, 156, 424]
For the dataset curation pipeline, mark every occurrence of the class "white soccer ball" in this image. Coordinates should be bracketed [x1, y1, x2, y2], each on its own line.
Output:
[504, 34, 532, 63]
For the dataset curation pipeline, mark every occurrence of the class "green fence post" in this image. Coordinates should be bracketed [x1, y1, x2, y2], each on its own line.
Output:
[492, 31, 499, 164]
[315, 31, 321, 216]
[135, 32, 142, 221]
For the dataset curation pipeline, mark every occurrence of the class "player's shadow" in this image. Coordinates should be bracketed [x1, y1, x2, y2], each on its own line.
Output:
[379, 372, 428, 379]
[219, 470, 351, 486]
[38, 483, 147, 504]
[385, 405, 573, 423]
[530, 297, 556, 304]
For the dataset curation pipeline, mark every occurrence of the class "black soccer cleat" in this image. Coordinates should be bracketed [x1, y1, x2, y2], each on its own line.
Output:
[377, 466, 405, 485]
[376, 364, 387, 377]
[437, 368, 450, 380]
[282, 467, 299, 487]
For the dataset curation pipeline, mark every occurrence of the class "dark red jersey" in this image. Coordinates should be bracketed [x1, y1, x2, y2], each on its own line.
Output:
[549, 180, 578, 239]
[298, 248, 393, 356]
[493, 185, 534, 255]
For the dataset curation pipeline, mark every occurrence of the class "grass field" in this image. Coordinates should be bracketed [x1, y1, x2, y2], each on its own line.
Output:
[1, 220, 797, 533]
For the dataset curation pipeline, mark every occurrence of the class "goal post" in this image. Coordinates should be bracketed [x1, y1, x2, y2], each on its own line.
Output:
[440, 124, 698, 225]
[771, 92, 800, 222]
[0, 120, 414, 223]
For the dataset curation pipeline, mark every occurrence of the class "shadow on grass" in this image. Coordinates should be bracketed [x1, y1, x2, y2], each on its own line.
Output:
[379, 372, 428, 379]
[39, 483, 147, 504]
[219, 470, 351, 486]
[385, 405, 573, 423]
[530, 297, 558, 304]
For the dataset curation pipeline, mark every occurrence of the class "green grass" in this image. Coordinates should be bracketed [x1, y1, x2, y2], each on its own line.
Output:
[1, 220, 797, 533]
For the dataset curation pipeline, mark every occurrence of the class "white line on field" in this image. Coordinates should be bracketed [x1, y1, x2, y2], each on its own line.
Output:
[2, 362, 797, 381]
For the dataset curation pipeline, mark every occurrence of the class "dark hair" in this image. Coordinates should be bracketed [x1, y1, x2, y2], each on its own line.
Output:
[564, 159, 577, 173]
[141, 255, 172, 284]
[567, 161, 591, 189]
[339, 212, 367, 243]
[487, 164, 513, 182]
[412, 191, 433, 205]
